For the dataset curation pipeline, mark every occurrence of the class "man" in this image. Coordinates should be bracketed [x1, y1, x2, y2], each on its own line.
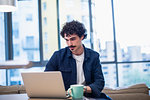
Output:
[45, 20, 111, 99]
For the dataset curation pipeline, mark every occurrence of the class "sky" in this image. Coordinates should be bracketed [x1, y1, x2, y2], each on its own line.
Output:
[95, 0, 150, 53]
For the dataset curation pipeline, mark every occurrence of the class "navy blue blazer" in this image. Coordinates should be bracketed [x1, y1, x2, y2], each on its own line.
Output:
[45, 45, 109, 99]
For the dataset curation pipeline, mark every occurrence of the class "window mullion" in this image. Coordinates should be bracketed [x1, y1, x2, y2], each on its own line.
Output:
[111, 0, 119, 87]
[4, 12, 13, 86]
[4, 12, 13, 60]
[88, 0, 94, 49]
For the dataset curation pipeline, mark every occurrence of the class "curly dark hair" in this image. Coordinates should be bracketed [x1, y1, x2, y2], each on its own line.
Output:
[60, 20, 87, 40]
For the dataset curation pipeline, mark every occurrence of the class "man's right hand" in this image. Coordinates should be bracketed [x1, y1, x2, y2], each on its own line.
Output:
[84, 86, 92, 93]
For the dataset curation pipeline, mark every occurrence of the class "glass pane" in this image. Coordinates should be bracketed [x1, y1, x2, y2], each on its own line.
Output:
[12, 0, 40, 61]
[0, 13, 5, 61]
[118, 63, 150, 88]
[95, 0, 114, 62]
[114, 0, 150, 61]
[91, 0, 100, 52]
[9, 67, 44, 85]
[0, 12, 6, 85]
[102, 64, 117, 88]
[41, 0, 59, 60]
[59, 0, 91, 48]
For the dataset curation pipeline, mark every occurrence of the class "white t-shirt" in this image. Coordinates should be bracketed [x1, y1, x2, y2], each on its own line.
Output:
[73, 52, 85, 85]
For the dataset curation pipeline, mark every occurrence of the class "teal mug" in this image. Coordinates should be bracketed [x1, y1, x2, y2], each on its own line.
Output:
[67, 84, 84, 99]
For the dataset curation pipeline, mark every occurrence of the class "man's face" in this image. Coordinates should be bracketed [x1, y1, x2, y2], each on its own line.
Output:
[64, 33, 84, 54]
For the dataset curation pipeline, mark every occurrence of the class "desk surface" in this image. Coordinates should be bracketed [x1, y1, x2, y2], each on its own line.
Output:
[0, 94, 66, 100]
[0, 94, 104, 100]
[0, 94, 28, 100]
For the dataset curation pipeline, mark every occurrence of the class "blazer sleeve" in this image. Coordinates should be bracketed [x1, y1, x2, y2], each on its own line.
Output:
[44, 51, 59, 71]
[89, 54, 105, 97]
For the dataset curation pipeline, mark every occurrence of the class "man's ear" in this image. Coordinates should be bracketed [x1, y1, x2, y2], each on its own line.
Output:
[81, 35, 84, 40]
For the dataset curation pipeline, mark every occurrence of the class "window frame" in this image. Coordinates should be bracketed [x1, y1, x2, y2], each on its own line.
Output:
[2, 0, 150, 87]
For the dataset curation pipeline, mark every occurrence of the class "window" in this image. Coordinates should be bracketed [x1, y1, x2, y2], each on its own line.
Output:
[26, 50, 34, 61]
[0, 12, 6, 85]
[41, 0, 58, 60]
[81, 0, 88, 2]
[81, 0, 88, 10]
[13, 44, 20, 57]
[43, 2, 47, 11]
[13, 22, 19, 38]
[65, 0, 73, 7]
[114, 0, 150, 87]
[26, 14, 33, 21]
[43, 17, 47, 25]
[66, 15, 73, 22]
[12, 0, 40, 61]
[44, 32, 48, 41]
[95, 0, 150, 88]
[95, 0, 114, 62]
[59, 0, 91, 48]
[6, 0, 40, 85]
[44, 44, 48, 53]
[1, 0, 150, 89]
[0, 13, 5, 61]
[9, 67, 44, 85]
[118, 63, 150, 87]
[103, 66, 108, 70]
[102, 64, 117, 88]
[26, 36, 34, 47]
[114, 0, 150, 62]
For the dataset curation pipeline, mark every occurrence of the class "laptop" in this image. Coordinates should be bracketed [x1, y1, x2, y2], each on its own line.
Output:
[21, 71, 67, 99]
